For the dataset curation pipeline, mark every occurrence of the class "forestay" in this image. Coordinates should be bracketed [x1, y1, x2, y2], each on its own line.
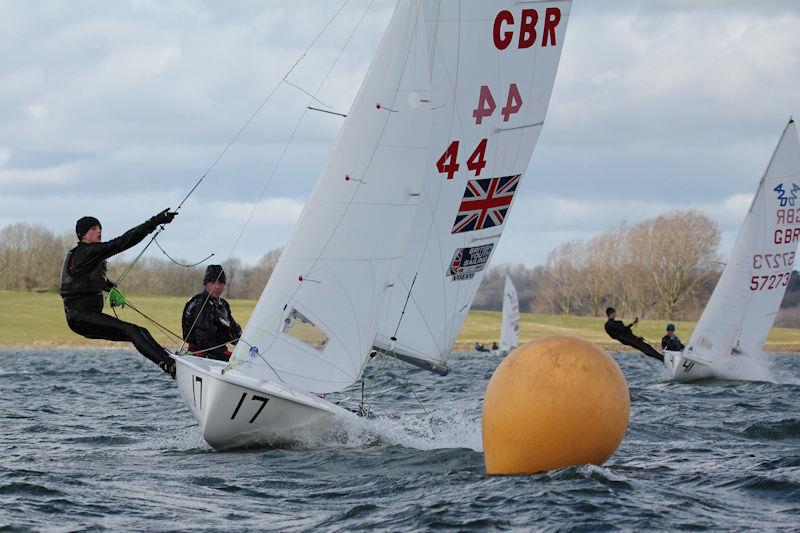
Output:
[374, 1, 571, 370]
[500, 275, 520, 351]
[229, 1, 432, 393]
[686, 120, 800, 365]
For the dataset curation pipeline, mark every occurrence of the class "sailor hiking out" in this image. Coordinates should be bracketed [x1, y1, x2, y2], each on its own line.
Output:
[603, 307, 664, 362]
[59, 211, 177, 378]
[181, 265, 242, 361]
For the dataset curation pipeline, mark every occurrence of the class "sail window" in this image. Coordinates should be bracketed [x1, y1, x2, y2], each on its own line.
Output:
[282, 308, 329, 351]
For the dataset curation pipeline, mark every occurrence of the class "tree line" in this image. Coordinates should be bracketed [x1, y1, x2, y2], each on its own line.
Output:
[532, 210, 723, 320]
[0, 222, 281, 299]
[4, 211, 800, 324]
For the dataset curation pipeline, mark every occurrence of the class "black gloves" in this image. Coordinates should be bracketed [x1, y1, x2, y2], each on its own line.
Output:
[150, 208, 177, 226]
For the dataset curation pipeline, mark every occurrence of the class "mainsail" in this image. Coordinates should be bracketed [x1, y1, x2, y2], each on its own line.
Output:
[229, 1, 432, 393]
[686, 120, 800, 365]
[374, 1, 571, 371]
[500, 275, 520, 352]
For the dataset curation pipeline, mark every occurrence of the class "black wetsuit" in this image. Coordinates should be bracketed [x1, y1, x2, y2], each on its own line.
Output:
[604, 319, 664, 362]
[661, 334, 685, 352]
[59, 219, 174, 377]
[182, 292, 242, 361]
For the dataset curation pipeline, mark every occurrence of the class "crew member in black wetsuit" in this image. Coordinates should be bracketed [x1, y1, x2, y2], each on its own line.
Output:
[661, 323, 685, 351]
[60, 211, 177, 377]
[603, 307, 663, 362]
[181, 265, 242, 361]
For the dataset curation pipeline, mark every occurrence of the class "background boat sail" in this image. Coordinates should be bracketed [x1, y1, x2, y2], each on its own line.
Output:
[495, 275, 520, 356]
[665, 119, 800, 382]
[175, 0, 572, 448]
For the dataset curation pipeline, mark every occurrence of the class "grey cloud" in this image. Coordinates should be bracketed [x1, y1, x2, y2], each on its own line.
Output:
[1, 1, 798, 267]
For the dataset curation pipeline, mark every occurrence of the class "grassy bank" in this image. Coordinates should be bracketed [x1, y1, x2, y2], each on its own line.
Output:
[2, 290, 799, 352]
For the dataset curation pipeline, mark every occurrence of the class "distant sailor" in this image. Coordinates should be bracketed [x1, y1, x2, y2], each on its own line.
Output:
[60, 210, 178, 378]
[603, 307, 664, 362]
[182, 265, 242, 361]
[475, 342, 488, 353]
[661, 323, 685, 351]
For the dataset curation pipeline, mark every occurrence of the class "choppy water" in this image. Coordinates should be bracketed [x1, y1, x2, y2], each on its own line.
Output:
[1, 348, 799, 531]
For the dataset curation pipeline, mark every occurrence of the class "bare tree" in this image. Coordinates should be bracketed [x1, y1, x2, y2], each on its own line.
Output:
[535, 240, 583, 315]
[0, 223, 65, 291]
[643, 210, 721, 318]
[535, 210, 722, 320]
[244, 247, 283, 298]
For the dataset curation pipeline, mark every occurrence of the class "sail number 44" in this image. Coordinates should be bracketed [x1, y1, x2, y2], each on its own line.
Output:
[436, 85, 524, 180]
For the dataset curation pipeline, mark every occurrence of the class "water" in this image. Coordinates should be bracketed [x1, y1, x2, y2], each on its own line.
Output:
[1, 348, 799, 531]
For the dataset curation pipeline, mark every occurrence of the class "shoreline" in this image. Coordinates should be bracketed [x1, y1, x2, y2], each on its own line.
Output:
[3, 341, 799, 354]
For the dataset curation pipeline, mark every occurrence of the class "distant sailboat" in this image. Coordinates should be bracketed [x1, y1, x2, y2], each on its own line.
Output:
[664, 119, 800, 382]
[174, 0, 571, 448]
[493, 275, 519, 356]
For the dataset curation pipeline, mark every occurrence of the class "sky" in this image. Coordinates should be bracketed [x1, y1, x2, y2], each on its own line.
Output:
[1, 0, 799, 267]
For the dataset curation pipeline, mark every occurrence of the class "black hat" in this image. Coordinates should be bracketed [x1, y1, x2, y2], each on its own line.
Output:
[605, 307, 616, 317]
[76, 216, 101, 240]
[204, 264, 226, 284]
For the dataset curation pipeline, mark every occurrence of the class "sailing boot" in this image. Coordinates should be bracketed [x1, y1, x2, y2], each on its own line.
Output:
[158, 357, 176, 380]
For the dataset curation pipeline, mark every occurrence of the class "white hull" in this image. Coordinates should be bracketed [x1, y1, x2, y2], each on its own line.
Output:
[175, 356, 351, 449]
[662, 350, 714, 382]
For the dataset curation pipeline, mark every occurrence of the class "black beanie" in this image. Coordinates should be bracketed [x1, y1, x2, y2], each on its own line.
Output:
[76, 216, 101, 240]
[204, 264, 226, 284]
[605, 307, 616, 317]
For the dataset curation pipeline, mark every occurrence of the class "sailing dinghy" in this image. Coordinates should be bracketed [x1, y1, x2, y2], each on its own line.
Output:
[175, 0, 571, 449]
[493, 275, 520, 356]
[664, 119, 800, 382]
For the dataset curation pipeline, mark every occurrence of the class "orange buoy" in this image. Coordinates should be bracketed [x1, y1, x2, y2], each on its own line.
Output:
[482, 335, 630, 475]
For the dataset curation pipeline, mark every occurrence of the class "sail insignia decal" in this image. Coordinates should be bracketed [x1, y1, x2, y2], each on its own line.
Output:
[773, 183, 800, 206]
[451, 174, 520, 234]
[447, 244, 494, 281]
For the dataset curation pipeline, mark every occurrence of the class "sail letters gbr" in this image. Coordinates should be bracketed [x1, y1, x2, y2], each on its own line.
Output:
[493, 7, 563, 49]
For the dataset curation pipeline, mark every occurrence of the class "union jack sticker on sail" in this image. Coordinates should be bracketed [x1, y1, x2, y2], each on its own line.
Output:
[451, 175, 520, 234]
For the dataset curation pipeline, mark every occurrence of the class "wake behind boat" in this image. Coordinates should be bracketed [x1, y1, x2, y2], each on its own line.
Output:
[664, 119, 800, 382]
[175, 0, 571, 448]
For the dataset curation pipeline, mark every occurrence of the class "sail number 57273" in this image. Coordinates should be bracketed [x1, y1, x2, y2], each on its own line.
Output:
[750, 272, 791, 291]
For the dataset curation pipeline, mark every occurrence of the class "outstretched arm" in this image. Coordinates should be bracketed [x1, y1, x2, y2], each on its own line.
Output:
[68, 209, 176, 275]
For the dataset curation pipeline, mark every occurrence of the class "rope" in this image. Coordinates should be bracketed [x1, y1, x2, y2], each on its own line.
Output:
[220, 0, 378, 375]
[153, 235, 213, 268]
[113, 0, 351, 288]
[180, 0, 367, 360]
[388, 350, 428, 415]
[121, 300, 184, 343]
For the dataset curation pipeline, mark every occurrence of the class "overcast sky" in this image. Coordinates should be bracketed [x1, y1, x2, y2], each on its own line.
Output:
[1, 0, 799, 268]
